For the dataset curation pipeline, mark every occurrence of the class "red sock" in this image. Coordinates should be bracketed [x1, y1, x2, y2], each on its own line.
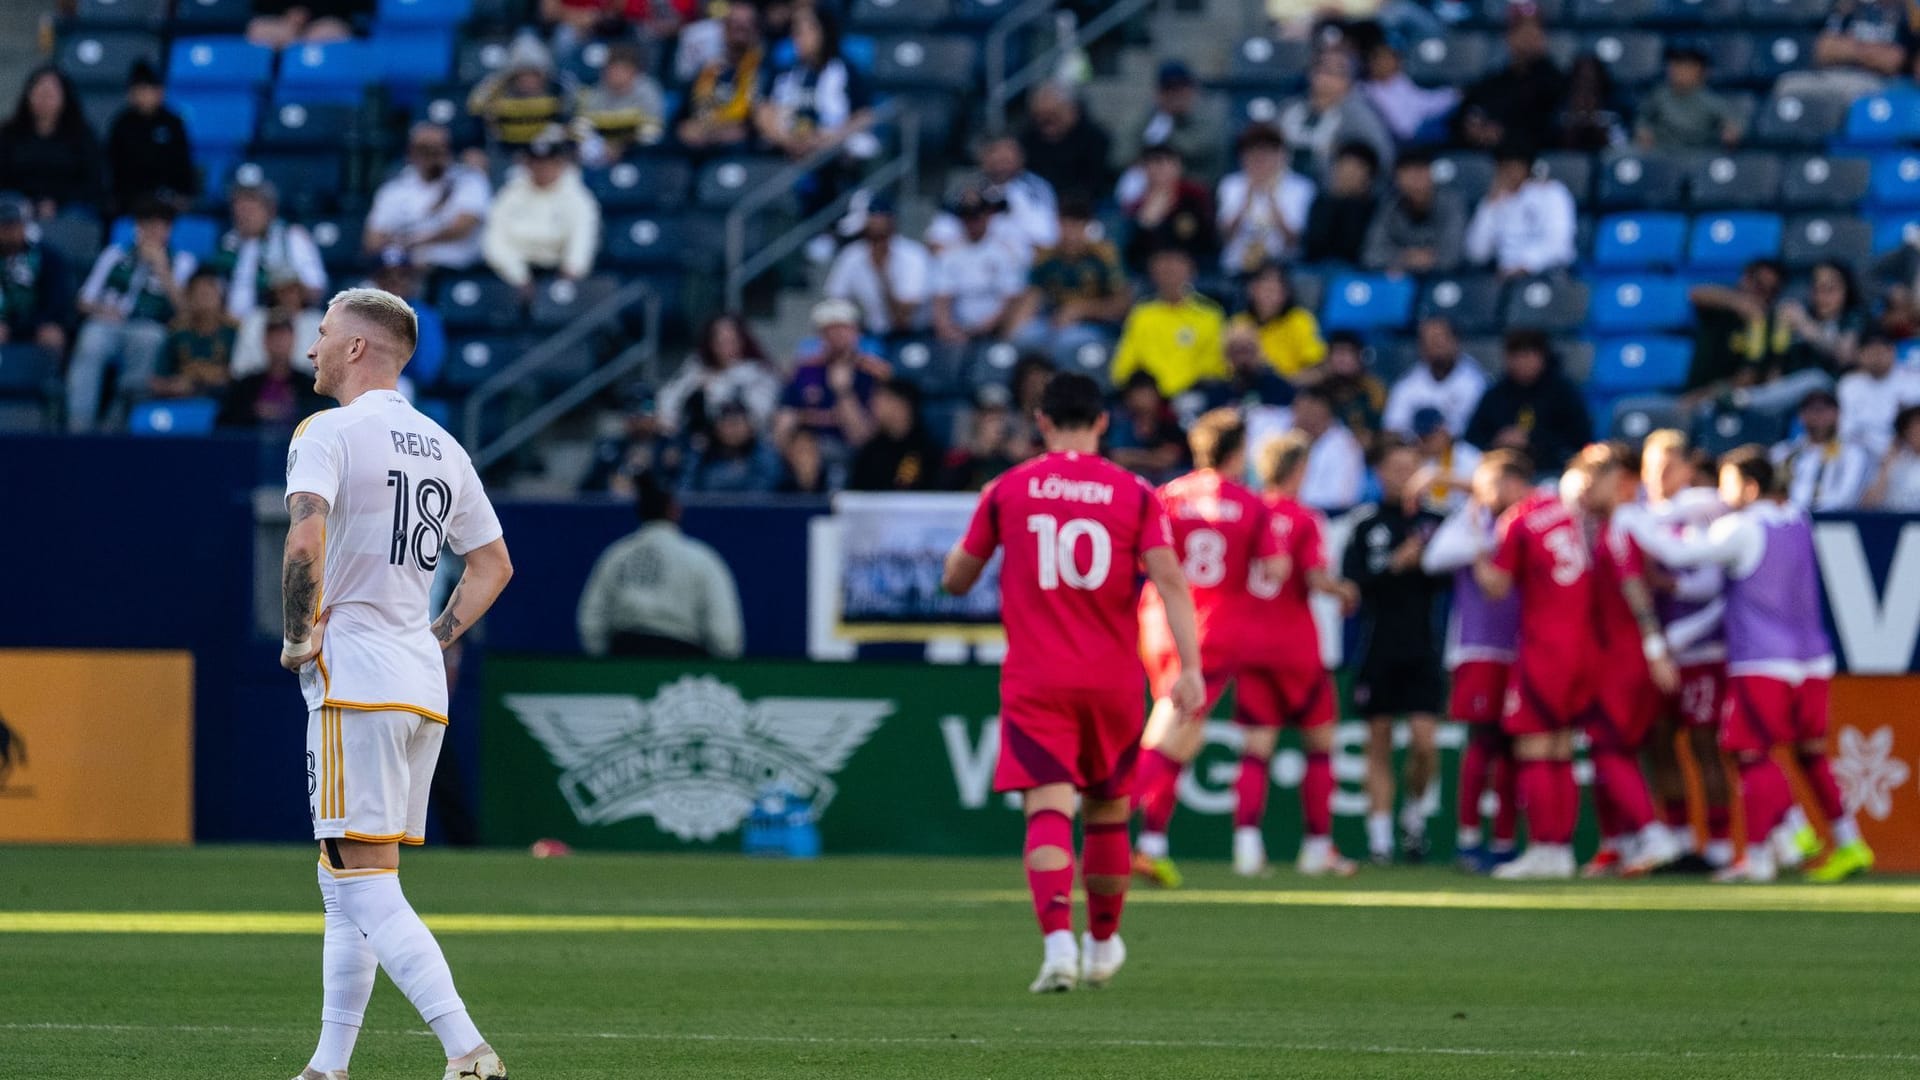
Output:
[1457, 737, 1490, 832]
[1517, 760, 1554, 846]
[1798, 753, 1847, 822]
[1133, 748, 1182, 835]
[1491, 752, 1518, 846]
[1081, 822, 1130, 941]
[1659, 797, 1690, 829]
[1235, 754, 1271, 830]
[1737, 757, 1793, 844]
[1024, 809, 1074, 935]
[1706, 804, 1732, 842]
[1591, 778, 1627, 843]
[1591, 751, 1655, 834]
[1302, 751, 1332, 837]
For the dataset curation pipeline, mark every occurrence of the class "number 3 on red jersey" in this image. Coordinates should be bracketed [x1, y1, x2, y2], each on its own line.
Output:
[1027, 513, 1113, 591]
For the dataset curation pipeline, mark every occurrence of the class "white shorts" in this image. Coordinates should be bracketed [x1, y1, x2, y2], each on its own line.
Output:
[307, 706, 443, 845]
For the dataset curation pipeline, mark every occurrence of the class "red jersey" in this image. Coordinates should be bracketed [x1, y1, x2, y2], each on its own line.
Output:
[1593, 516, 1651, 677]
[1141, 469, 1279, 659]
[962, 451, 1173, 692]
[1491, 491, 1596, 662]
[1242, 492, 1328, 671]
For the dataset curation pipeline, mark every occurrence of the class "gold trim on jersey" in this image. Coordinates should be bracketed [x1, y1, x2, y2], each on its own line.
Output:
[324, 699, 450, 725]
[291, 409, 332, 441]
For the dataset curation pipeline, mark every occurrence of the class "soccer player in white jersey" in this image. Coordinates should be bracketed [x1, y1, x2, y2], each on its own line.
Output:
[281, 288, 515, 1080]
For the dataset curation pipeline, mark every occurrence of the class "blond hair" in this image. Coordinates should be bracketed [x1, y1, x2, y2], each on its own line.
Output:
[1187, 408, 1247, 469]
[1257, 432, 1313, 488]
[328, 287, 418, 358]
[1643, 428, 1688, 456]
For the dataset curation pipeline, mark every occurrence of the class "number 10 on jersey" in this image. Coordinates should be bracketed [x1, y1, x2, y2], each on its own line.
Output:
[1027, 514, 1112, 591]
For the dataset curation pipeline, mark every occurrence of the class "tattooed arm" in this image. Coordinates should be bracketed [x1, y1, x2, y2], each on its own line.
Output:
[280, 492, 330, 671]
[428, 537, 513, 650]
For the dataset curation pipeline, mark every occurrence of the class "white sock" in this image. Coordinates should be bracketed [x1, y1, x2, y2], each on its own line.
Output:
[310, 866, 377, 1073]
[1456, 825, 1482, 850]
[1042, 928, 1077, 965]
[1747, 844, 1776, 879]
[1833, 816, 1862, 846]
[1398, 793, 1430, 839]
[334, 872, 486, 1060]
[1784, 805, 1811, 834]
[1366, 812, 1392, 856]
[1137, 831, 1169, 859]
[1704, 838, 1734, 868]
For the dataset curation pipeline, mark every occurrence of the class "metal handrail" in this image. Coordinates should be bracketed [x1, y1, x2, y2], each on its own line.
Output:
[723, 99, 920, 312]
[984, 0, 1163, 134]
[984, 0, 1061, 129]
[461, 279, 656, 466]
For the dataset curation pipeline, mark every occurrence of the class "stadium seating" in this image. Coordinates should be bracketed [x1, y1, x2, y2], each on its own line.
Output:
[1611, 395, 1686, 440]
[375, 0, 473, 28]
[1688, 212, 1783, 269]
[1432, 153, 1494, 207]
[72, 0, 170, 30]
[1321, 274, 1416, 332]
[1685, 153, 1782, 210]
[168, 36, 274, 89]
[438, 275, 528, 332]
[256, 102, 357, 151]
[58, 31, 161, 88]
[308, 217, 363, 273]
[276, 40, 384, 105]
[1598, 152, 1685, 209]
[1694, 403, 1784, 454]
[1589, 275, 1693, 332]
[1869, 153, 1920, 209]
[1404, 34, 1492, 88]
[1781, 155, 1871, 209]
[1754, 93, 1845, 146]
[172, 0, 251, 32]
[849, 0, 950, 29]
[172, 91, 259, 154]
[109, 213, 220, 260]
[696, 158, 792, 211]
[0, 345, 56, 403]
[1503, 276, 1590, 334]
[1590, 336, 1692, 393]
[1842, 90, 1920, 147]
[1782, 214, 1873, 271]
[129, 397, 219, 435]
[530, 275, 623, 329]
[870, 35, 976, 95]
[1223, 35, 1313, 88]
[1593, 212, 1687, 269]
[586, 158, 695, 213]
[890, 339, 967, 399]
[1416, 274, 1504, 335]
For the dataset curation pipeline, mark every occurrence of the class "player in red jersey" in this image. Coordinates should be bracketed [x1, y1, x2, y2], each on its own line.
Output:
[1243, 433, 1360, 877]
[1132, 410, 1284, 888]
[1471, 448, 1592, 880]
[1569, 443, 1684, 877]
[943, 373, 1203, 993]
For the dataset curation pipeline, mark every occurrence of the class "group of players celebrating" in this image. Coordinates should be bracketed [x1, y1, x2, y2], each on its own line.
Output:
[944, 371, 1873, 994]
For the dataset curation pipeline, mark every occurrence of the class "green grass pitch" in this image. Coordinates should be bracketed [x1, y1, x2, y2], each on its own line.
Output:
[3, 846, 1917, 1079]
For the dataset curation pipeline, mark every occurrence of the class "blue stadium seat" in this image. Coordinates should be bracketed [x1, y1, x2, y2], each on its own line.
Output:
[110, 213, 219, 260]
[1590, 336, 1692, 393]
[307, 216, 363, 273]
[172, 92, 258, 154]
[415, 397, 453, 428]
[1748, 32, 1815, 82]
[0, 344, 55, 398]
[1782, 154, 1871, 209]
[375, 0, 471, 28]
[58, 31, 161, 88]
[129, 398, 219, 435]
[371, 29, 454, 89]
[586, 158, 693, 212]
[1320, 274, 1415, 332]
[1687, 212, 1783, 269]
[276, 41, 382, 105]
[409, 305, 447, 388]
[1843, 90, 1920, 147]
[169, 36, 274, 89]
[1594, 212, 1687, 269]
[1870, 152, 1920, 209]
[173, 0, 250, 32]
[1871, 212, 1920, 255]
[1588, 275, 1693, 332]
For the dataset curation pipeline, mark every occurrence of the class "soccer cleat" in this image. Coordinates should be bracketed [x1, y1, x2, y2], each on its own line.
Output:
[1769, 823, 1808, 871]
[1712, 855, 1777, 883]
[293, 1070, 348, 1080]
[1232, 827, 1270, 877]
[1455, 844, 1487, 873]
[1399, 831, 1430, 866]
[1491, 846, 1574, 880]
[1079, 932, 1125, 989]
[1029, 930, 1079, 993]
[1805, 839, 1875, 883]
[1792, 824, 1823, 862]
[1622, 826, 1683, 878]
[1131, 851, 1183, 889]
[442, 1047, 507, 1080]
[1295, 837, 1358, 878]
[1580, 848, 1622, 878]
[1652, 852, 1715, 876]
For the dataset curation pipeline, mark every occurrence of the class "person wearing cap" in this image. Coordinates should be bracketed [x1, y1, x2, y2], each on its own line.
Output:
[1772, 388, 1874, 510]
[1277, 49, 1395, 186]
[1455, 9, 1566, 152]
[824, 196, 931, 338]
[208, 179, 327, 319]
[772, 298, 890, 472]
[364, 122, 493, 274]
[1216, 122, 1316, 273]
[926, 135, 1059, 256]
[1463, 142, 1576, 279]
[0, 65, 101, 218]
[1364, 150, 1464, 275]
[467, 33, 578, 152]
[0, 192, 75, 353]
[674, 3, 764, 151]
[1007, 195, 1132, 369]
[1122, 61, 1225, 193]
[1407, 405, 1481, 512]
[1382, 316, 1486, 439]
[67, 197, 194, 432]
[931, 188, 1029, 346]
[482, 125, 601, 294]
[680, 398, 786, 495]
[1018, 81, 1114, 204]
[1111, 245, 1226, 397]
[1635, 42, 1742, 150]
[105, 60, 196, 217]
[1836, 333, 1920, 457]
[217, 311, 326, 430]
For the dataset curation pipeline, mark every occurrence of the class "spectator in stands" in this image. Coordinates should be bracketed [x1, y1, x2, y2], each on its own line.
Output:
[0, 193, 73, 353]
[1863, 404, 1920, 510]
[778, 429, 832, 494]
[824, 197, 931, 339]
[1018, 82, 1114, 205]
[575, 42, 668, 162]
[105, 61, 195, 218]
[849, 378, 941, 491]
[482, 127, 601, 297]
[1217, 122, 1315, 273]
[931, 189, 1028, 345]
[757, 6, 875, 236]
[66, 198, 192, 433]
[246, 0, 367, 47]
[658, 312, 781, 440]
[1465, 329, 1591, 473]
[674, 3, 765, 153]
[1363, 150, 1464, 274]
[773, 298, 888, 479]
[208, 179, 327, 320]
[928, 135, 1060, 255]
[1773, 388, 1873, 509]
[1003, 353, 1054, 458]
[1777, 0, 1913, 107]
[149, 270, 235, 402]
[680, 399, 786, 494]
[1382, 316, 1486, 438]
[577, 472, 745, 659]
[1008, 196, 1132, 368]
[1303, 141, 1381, 266]
[1782, 260, 1867, 377]
[1681, 258, 1805, 411]
[1279, 50, 1395, 185]
[1409, 406, 1480, 511]
[1455, 9, 1565, 152]
[1107, 371, 1190, 483]
[1193, 324, 1297, 411]
[364, 122, 492, 275]
[1464, 143, 1576, 279]
[1362, 34, 1458, 143]
[0, 66, 100, 219]
[1636, 42, 1743, 151]
[1229, 260, 1325, 382]
[542, 0, 694, 67]
[1120, 143, 1218, 273]
[1111, 245, 1226, 396]
[1123, 61, 1226, 190]
[941, 385, 1022, 490]
[468, 34, 577, 154]
[217, 313, 325, 430]
[1555, 53, 1628, 152]
[1837, 333, 1920, 457]
[1319, 330, 1387, 445]
[231, 271, 321, 380]
[1290, 385, 1366, 510]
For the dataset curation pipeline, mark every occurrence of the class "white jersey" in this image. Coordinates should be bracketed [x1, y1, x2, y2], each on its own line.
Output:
[286, 388, 503, 723]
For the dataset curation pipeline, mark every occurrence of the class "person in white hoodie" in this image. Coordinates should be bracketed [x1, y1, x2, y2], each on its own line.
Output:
[1464, 143, 1576, 279]
[482, 125, 601, 296]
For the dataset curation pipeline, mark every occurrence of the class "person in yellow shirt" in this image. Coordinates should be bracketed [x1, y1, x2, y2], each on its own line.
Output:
[1228, 261, 1326, 381]
[1110, 246, 1226, 396]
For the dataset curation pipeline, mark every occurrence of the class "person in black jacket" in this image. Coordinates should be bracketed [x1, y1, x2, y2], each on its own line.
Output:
[0, 65, 102, 218]
[106, 61, 198, 217]
[1342, 437, 1449, 865]
[1464, 328, 1592, 474]
[0, 193, 75, 351]
[847, 377, 941, 491]
[1454, 10, 1566, 152]
[1302, 141, 1379, 266]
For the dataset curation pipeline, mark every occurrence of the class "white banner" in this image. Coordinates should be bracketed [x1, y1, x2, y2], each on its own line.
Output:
[829, 493, 1004, 641]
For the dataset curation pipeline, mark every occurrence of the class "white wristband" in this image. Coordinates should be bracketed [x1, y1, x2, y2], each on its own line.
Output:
[282, 635, 316, 661]
[1642, 634, 1668, 663]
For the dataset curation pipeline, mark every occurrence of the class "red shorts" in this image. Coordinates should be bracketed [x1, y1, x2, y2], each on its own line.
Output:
[1584, 663, 1664, 752]
[1501, 655, 1596, 737]
[1234, 664, 1335, 730]
[994, 682, 1145, 798]
[1448, 660, 1511, 725]
[1721, 674, 1829, 757]
[1670, 662, 1726, 729]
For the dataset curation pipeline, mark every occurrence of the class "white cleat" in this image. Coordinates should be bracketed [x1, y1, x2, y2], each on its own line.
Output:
[1623, 825, 1683, 877]
[1029, 929, 1079, 993]
[443, 1046, 507, 1080]
[1079, 932, 1126, 989]
[1232, 826, 1270, 877]
[1491, 845, 1575, 880]
[1294, 836, 1358, 878]
[1769, 822, 1806, 871]
[1713, 850, 1778, 883]
[292, 1070, 348, 1080]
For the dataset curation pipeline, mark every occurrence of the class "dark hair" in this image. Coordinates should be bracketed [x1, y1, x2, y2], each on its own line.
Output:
[1394, 148, 1435, 171]
[4, 65, 90, 142]
[1057, 193, 1096, 222]
[1293, 385, 1333, 410]
[1038, 372, 1106, 430]
[186, 268, 224, 290]
[1236, 122, 1285, 153]
[1480, 447, 1534, 482]
[1896, 404, 1920, 441]
[634, 470, 676, 523]
[1326, 329, 1366, 352]
[1811, 259, 1861, 314]
[798, 4, 844, 67]
[604, 41, 646, 71]
[1187, 408, 1247, 469]
[1493, 140, 1537, 168]
[130, 196, 176, 223]
[1369, 432, 1421, 467]
[1243, 261, 1296, 320]
[1009, 353, 1056, 403]
[1744, 257, 1786, 281]
[1718, 444, 1776, 496]
[1333, 140, 1380, 175]
[876, 375, 921, 410]
[1503, 327, 1551, 358]
[1861, 330, 1897, 352]
[698, 312, 768, 371]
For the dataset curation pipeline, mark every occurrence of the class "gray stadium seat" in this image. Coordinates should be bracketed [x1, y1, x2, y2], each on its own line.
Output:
[1599, 151, 1685, 208]
[1782, 214, 1873, 271]
[38, 212, 102, 272]
[1694, 405, 1784, 456]
[0, 401, 48, 432]
[1555, 339, 1595, 385]
[1781, 155, 1871, 209]
[56, 31, 161, 88]
[695, 158, 792, 211]
[306, 216, 361, 273]
[1686, 152, 1783, 209]
[1502, 276, 1590, 334]
[1612, 396, 1687, 440]
[173, 0, 251, 33]
[1573, 0, 1657, 27]
[1432, 153, 1494, 208]
[1417, 274, 1504, 336]
[587, 157, 693, 213]
[257, 102, 357, 150]
[530, 275, 622, 329]
[457, 35, 513, 85]
[72, 0, 168, 29]
[1700, 33, 1756, 82]
[890, 339, 965, 399]
[871, 35, 976, 95]
[1538, 151, 1593, 203]
[1668, 0, 1743, 22]
[1224, 35, 1312, 88]
[849, 0, 949, 29]
[1583, 32, 1664, 85]
[1748, 33, 1816, 82]
[1405, 34, 1492, 89]
[0, 344, 57, 401]
[1289, 269, 1326, 317]
[1743, 0, 1827, 22]
[437, 275, 526, 332]
[1755, 93, 1846, 146]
